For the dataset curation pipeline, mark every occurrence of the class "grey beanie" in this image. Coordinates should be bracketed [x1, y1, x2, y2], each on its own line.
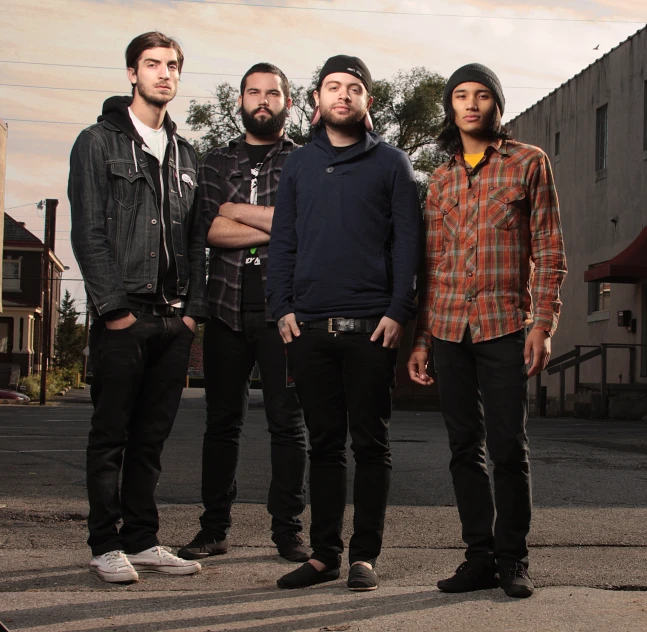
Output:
[443, 63, 505, 115]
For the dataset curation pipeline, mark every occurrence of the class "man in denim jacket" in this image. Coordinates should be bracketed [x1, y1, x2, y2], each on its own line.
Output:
[68, 31, 208, 583]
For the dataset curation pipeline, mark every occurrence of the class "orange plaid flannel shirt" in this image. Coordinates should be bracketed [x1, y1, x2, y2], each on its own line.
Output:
[413, 140, 567, 350]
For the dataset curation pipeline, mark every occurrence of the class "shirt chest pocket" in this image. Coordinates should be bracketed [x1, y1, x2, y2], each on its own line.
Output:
[109, 160, 147, 210]
[438, 195, 459, 240]
[487, 186, 526, 230]
[224, 169, 245, 202]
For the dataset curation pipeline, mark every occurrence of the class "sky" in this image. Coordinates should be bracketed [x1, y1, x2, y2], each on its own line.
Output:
[1, 0, 645, 312]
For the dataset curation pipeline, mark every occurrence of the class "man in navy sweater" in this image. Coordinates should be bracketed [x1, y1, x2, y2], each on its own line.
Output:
[266, 55, 421, 591]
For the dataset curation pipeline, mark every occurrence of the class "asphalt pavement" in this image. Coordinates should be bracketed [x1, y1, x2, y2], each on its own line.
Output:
[1, 388, 646, 631]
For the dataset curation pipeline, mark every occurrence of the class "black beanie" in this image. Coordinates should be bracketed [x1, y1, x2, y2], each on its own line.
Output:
[317, 55, 372, 94]
[443, 63, 505, 115]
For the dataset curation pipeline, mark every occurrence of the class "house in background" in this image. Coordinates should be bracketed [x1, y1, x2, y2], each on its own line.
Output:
[507, 26, 647, 417]
[1, 213, 64, 376]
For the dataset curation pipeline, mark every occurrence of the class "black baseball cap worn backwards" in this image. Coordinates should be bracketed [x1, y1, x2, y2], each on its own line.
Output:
[317, 55, 372, 94]
[443, 63, 505, 115]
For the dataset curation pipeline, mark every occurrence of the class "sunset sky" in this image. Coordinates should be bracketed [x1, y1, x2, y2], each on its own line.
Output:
[2, 0, 645, 312]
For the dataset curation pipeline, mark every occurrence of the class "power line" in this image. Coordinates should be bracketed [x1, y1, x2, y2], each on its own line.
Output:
[3, 118, 198, 131]
[0, 82, 555, 93]
[4, 201, 40, 211]
[0, 83, 215, 98]
[156, 1, 647, 24]
[0, 59, 311, 81]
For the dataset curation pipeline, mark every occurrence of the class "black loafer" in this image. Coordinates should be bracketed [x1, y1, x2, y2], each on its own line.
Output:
[277, 563, 340, 589]
[347, 563, 378, 591]
[177, 530, 228, 560]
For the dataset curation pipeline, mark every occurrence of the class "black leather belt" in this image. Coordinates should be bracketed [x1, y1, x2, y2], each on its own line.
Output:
[300, 317, 381, 334]
[130, 303, 183, 317]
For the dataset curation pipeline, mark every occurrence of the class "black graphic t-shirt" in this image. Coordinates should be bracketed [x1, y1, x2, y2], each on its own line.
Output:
[241, 142, 274, 311]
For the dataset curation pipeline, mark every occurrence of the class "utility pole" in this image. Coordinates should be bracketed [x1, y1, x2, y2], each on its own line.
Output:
[39, 198, 58, 405]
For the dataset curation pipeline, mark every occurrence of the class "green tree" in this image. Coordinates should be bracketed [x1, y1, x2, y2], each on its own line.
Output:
[186, 67, 447, 190]
[54, 290, 85, 369]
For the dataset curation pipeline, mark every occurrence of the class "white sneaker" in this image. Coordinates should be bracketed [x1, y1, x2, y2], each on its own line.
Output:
[90, 550, 139, 583]
[127, 546, 202, 575]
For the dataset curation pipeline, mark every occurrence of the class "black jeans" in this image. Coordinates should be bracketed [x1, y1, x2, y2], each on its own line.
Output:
[432, 328, 530, 565]
[87, 314, 194, 556]
[201, 312, 306, 541]
[287, 329, 397, 568]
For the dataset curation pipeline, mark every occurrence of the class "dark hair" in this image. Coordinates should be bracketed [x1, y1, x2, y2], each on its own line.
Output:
[437, 102, 512, 155]
[240, 63, 290, 101]
[125, 31, 185, 74]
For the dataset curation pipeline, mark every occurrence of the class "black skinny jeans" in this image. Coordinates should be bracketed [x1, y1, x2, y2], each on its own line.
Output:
[200, 312, 306, 541]
[86, 314, 194, 556]
[433, 328, 531, 565]
[287, 329, 397, 568]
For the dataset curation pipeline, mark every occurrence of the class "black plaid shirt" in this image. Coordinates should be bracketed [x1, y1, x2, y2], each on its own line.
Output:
[200, 134, 297, 331]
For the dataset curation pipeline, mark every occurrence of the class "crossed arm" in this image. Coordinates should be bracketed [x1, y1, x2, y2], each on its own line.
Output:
[207, 202, 274, 248]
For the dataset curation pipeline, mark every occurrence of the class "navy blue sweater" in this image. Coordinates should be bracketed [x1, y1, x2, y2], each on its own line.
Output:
[266, 126, 421, 324]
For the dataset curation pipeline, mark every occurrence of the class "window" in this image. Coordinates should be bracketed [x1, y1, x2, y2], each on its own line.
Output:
[0, 319, 12, 353]
[554, 131, 560, 157]
[3, 259, 21, 291]
[588, 280, 611, 314]
[595, 104, 608, 173]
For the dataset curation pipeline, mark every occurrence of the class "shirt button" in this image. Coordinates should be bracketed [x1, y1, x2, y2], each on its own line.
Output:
[469, 246, 475, 250]
[467, 297, 474, 302]
[326, 166, 334, 173]
[151, 219, 157, 225]
[468, 272, 474, 277]
[150, 252, 156, 258]
[146, 283, 153, 289]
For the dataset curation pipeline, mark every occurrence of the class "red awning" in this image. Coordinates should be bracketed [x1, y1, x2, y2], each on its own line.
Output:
[584, 226, 647, 284]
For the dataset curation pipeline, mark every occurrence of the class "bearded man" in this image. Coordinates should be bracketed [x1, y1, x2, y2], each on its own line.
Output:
[177, 64, 310, 564]
[266, 55, 421, 591]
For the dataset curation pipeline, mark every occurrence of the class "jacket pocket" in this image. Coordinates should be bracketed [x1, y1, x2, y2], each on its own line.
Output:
[108, 160, 146, 210]
[178, 166, 197, 209]
[439, 195, 459, 240]
[487, 186, 526, 230]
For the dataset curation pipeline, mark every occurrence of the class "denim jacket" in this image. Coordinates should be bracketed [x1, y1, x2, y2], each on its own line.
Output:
[68, 98, 208, 320]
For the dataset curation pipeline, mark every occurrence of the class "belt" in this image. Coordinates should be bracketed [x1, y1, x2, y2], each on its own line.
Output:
[300, 317, 381, 334]
[130, 303, 183, 317]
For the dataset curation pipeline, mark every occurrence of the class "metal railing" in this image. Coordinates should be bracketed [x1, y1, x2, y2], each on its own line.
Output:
[536, 343, 647, 418]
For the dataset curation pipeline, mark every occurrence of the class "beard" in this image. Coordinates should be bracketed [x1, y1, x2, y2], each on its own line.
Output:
[319, 105, 366, 130]
[241, 105, 289, 137]
[134, 81, 177, 107]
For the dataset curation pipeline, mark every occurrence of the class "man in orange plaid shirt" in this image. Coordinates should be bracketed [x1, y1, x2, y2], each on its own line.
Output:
[408, 63, 566, 599]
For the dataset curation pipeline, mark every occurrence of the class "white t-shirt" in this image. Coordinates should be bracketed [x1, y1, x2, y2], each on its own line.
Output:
[128, 107, 168, 164]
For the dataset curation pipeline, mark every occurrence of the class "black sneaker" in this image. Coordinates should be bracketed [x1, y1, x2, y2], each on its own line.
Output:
[275, 532, 312, 563]
[437, 557, 499, 593]
[497, 560, 534, 598]
[177, 530, 228, 560]
[277, 562, 340, 589]
[347, 563, 378, 591]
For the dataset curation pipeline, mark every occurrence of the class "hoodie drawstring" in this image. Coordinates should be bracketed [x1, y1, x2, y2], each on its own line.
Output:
[131, 140, 138, 172]
[173, 135, 182, 198]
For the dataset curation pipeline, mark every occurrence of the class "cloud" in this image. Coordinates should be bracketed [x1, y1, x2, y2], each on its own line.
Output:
[2, 0, 643, 304]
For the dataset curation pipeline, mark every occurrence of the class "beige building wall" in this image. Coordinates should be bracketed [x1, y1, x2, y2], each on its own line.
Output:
[506, 27, 647, 396]
[0, 118, 7, 311]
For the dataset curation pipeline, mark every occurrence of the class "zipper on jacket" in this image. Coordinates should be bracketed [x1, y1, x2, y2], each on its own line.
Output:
[159, 164, 170, 305]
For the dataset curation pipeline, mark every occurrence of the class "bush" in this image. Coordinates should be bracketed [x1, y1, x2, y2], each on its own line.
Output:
[19, 365, 80, 400]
